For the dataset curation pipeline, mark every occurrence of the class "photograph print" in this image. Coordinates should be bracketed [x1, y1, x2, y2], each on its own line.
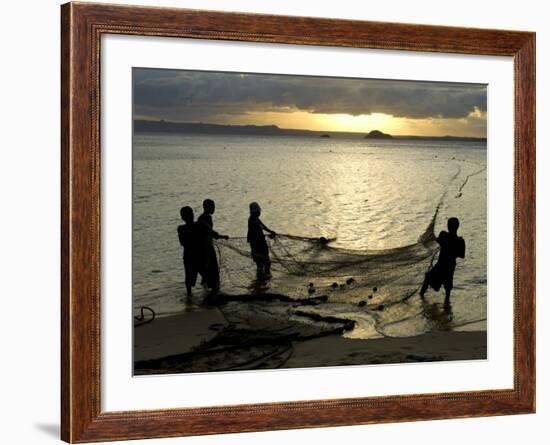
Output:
[132, 68, 487, 375]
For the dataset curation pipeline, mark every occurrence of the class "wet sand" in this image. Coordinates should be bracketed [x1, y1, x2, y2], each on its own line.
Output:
[134, 308, 227, 362]
[134, 305, 486, 376]
[286, 330, 486, 368]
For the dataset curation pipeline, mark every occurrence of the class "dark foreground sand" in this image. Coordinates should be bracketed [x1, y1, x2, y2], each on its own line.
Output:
[134, 305, 486, 375]
[286, 330, 486, 369]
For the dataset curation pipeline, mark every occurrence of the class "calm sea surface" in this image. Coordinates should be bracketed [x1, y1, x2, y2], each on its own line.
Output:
[133, 133, 487, 338]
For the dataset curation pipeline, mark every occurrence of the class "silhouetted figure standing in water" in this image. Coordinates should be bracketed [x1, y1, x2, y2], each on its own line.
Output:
[177, 206, 200, 297]
[247, 202, 276, 279]
[420, 217, 465, 306]
[197, 199, 229, 295]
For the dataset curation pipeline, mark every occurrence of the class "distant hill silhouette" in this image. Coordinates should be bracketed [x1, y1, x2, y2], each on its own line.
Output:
[365, 130, 393, 139]
[134, 120, 486, 143]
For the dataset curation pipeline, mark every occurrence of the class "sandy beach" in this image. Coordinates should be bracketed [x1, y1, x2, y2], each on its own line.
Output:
[134, 301, 486, 376]
[286, 330, 486, 369]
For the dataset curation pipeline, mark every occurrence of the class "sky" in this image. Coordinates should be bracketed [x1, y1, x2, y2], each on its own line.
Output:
[133, 68, 487, 137]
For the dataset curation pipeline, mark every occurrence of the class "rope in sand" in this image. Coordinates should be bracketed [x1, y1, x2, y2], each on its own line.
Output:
[134, 306, 156, 327]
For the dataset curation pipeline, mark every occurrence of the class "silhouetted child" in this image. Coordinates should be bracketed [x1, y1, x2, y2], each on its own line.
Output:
[197, 199, 229, 295]
[247, 202, 276, 279]
[420, 217, 466, 305]
[177, 206, 200, 297]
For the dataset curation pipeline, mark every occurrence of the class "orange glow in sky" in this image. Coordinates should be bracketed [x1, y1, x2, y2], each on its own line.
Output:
[219, 109, 487, 137]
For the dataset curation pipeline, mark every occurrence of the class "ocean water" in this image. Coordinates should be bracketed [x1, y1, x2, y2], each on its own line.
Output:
[133, 133, 487, 339]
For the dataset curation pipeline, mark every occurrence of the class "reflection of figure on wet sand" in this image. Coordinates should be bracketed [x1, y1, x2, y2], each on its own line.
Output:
[247, 202, 276, 279]
[177, 206, 200, 298]
[420, 217, 466, 305]
[421, 300, 453, 331]
[197, 199, 229, 295]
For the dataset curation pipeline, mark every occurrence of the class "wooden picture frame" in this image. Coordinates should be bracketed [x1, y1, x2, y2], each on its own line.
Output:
[61, 2, 535, 442]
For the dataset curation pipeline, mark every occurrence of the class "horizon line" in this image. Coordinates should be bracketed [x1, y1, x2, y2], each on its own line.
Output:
[133, 118, 487, 140]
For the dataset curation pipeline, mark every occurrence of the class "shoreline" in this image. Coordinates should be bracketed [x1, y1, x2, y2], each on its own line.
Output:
[286, 329, 486, 370]
[134, 307, 486, 376]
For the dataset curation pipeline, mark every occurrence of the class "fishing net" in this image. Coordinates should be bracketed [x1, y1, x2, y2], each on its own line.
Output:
[214, 205, 440, 308]
[213, 164, 484, 308]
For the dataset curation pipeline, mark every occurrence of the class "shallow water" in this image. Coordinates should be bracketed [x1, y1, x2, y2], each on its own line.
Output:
[133, 133, 487, 339]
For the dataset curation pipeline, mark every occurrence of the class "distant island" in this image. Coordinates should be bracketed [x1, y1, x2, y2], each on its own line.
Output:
[365, 130, 393, 139]
[134, 120, 486, 143]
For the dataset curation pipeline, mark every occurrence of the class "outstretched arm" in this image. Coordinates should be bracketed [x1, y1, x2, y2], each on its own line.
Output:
[198, 218, 228, 240]
[259, 219, 276, 236]
[436, 230, 447, 246]
[209, 227, 229, 240]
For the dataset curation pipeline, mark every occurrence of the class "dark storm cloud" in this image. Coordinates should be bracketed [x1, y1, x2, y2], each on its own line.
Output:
[133, 68, 487, 122]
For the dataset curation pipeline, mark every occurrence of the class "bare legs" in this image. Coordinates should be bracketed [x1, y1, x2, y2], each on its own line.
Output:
[419, 273, 429, 299]
[420, 274, 452, 309]
[444, 287, 451, 311]
[256, 263, 272, 279]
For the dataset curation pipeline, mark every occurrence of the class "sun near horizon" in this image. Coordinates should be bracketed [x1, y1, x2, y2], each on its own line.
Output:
[136, 108, 487, 138]
[214, 108, 487, 138]
[133, 68, 488, 139]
